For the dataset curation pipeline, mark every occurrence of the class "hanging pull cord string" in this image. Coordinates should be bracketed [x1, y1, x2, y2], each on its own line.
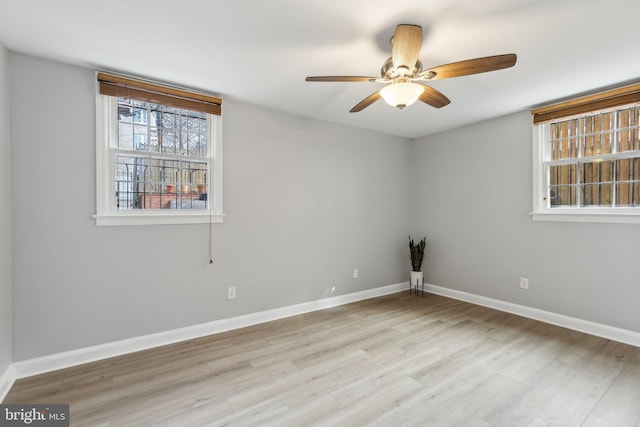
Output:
[208, 195, 214, 264]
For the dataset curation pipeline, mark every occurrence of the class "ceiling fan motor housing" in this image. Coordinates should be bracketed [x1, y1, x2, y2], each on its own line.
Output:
[381, 57, 423, 79]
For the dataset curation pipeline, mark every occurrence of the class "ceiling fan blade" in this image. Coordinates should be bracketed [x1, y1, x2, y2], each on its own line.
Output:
[426, 54, 517, 80]
[419, 85, 451, 108]
[350, 91, 382, 113]
[305, 76, 377, 83]
[391, 24, 422, 72]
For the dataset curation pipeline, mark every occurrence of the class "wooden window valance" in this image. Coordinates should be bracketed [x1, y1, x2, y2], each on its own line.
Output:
[531, 82, 640, 124]
[98, 72, 222, 116]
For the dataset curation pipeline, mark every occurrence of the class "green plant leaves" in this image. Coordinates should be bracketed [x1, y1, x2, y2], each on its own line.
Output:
[409, 236, 426, 271]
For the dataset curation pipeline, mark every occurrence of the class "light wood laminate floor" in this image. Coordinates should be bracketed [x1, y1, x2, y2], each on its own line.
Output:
[5, 292, 640, 426]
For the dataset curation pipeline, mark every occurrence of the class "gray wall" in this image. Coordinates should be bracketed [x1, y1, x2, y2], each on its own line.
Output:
[9, 52, 413, 361]
[9, 49, 638, 364]
[0, 43, 12, 374]
[412, 111, 640, 333]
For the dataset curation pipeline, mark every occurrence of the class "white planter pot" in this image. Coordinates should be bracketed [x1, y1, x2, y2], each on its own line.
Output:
[410, 271, 423, 287]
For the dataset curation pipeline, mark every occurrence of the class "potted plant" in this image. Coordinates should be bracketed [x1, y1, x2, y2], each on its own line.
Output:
[409, 236, 426, 291]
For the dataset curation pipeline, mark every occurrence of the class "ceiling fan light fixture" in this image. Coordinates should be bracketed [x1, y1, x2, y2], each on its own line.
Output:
[380, 81, 424, 109]
[305, 23, 516, 113]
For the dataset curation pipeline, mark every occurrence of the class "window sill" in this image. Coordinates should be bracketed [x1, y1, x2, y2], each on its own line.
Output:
[530, 210, 640, 224]
[93, 212, 225, 226]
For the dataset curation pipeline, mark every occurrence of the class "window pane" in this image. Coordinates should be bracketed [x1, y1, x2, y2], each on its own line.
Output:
[131, 106, 209, 158]
[579, 183, 612, 206]
[616, 182, 640, 206]
[199, 125, 208, 157]
[180, 115, 188, 155]
[149, 128, 159, 152]
[133, 125, 148, 150]
[114, 154, 209, 210]
[114, 154, 142, 209]
[160, 129, 176, 153]
[118, 123, 133, 149]
[550, 119, 579, 160]
[549, 185, 576, 207]
[187, 131, 197, 156]
[541, 102, 640, 215]
[616, 158, 639, 182]
[550, 164, 576, 186]
[157, 108, 176, 129]
[580, 160, 613, 184]
[616, 158, 640, 206]
[584, 112, 613, 155]
[617, 107, 640, 152]
[579, 160, 613, 206]
[133, 107, 147, 124]
[549, 164, 577, 206]
[118, 103, 133, 123]
[110, 98, 212, 213]
[150, 108, 160, 127]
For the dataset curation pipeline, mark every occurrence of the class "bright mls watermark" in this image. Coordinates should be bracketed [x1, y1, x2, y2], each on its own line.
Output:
[0, 404, 69, 426]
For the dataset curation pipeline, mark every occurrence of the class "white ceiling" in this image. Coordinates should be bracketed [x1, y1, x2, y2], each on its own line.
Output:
[1, 0, 639, 139]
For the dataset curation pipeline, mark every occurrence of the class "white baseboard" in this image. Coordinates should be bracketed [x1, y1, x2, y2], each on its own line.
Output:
[0, 364, 15, 403]
[5, 280, 639, 402]
[425, 283, 640, 348]
[5, 281, 408, 395]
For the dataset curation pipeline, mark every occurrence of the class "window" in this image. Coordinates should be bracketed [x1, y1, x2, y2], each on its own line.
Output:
[94, 73, 223, 226]
[531, 83, 640, 223]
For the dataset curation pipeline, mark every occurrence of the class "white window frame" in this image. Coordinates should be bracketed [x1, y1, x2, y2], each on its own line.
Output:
[531, 106, 640, 224]
[94, 95, 223, 226]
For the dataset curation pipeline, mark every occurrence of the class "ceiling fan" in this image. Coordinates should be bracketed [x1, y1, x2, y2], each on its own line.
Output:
[305, 24, 517, 112]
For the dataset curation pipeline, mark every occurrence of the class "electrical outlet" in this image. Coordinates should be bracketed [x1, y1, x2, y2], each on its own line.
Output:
[228, 286, 236, 299]
[520, 277, 529, 290]
[353, 268, 359, 279]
